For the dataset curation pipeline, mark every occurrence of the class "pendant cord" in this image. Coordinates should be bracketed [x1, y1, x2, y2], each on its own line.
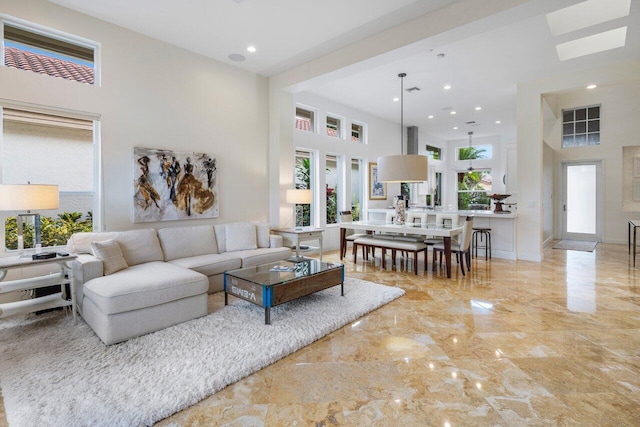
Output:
[399, 73, 406, 156]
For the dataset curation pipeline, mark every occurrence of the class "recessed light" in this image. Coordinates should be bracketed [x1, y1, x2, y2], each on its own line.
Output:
[428, 115, 434, 119]
[453, 126, 458, 130]
[444, 85, 452, 90]
[495, 120, 501, 124]
[228, 53, 246, 62]
[475, 106, 482, 111]
[393, 97, 400, 102]
[450, 111, 456, 115]
[247, 46, 256, 53]
[587, 84, 597, 89]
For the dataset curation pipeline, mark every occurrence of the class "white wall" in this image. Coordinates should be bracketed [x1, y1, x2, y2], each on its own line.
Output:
[0, 0, 269, 237]
[546, 80, 640, 244]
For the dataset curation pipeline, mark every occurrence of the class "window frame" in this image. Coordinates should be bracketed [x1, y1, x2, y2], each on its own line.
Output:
[325, 154, 342, 225]
[456, 144, 492, 161]
[456, 168, 492, 211]
[561, 104, 601, 148]
[294, 149, 317, 227]
[426, 144, 442, 160]
[325, 114, 343, 139]
[1, 15, 101, 86]
[351, 121, 367, 144]
[0, 104, 102, 252]
[295, 104, 317, 134]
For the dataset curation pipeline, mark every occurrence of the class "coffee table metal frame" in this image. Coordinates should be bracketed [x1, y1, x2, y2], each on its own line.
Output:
[223, 258, 344, 324]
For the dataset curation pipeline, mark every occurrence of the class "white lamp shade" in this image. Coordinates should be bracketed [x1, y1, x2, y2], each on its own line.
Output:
[377, 155, 428, 183]
[286, 189, 312, 204]
[0, 184, 59, 211]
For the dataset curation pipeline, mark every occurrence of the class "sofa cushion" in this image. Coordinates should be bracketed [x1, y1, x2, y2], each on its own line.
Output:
[255, 223, 270, 248]
[82, 261, 208, 315]
[158, 225, 218, 261]
[67, 229, 164, 266]
[91, 239, 128, 275]
[226, 222, 257, 252]
[168, 253, 242, 277]
[213, 224, 227, 253]
[236, 247, 292, 268]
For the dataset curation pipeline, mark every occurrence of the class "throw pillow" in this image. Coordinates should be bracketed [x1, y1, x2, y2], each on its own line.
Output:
[255, 222, 270, 248]
[91, 239, 128, 275]
[225, 222, 257, 252]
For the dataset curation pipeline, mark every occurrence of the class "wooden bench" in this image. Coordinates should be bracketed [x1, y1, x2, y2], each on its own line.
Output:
[353, 236, 428, 274]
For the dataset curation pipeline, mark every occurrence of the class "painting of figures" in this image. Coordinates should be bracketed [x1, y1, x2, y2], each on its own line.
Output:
[133, 147, 218, 222]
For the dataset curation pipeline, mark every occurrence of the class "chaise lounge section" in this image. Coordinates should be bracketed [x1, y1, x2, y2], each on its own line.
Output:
[67, 222, 292, 345]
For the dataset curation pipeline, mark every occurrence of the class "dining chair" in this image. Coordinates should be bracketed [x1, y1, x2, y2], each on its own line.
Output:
[432, 215, 474, 275]
[339, 210, 368, 259]
[424, 213, 460, 245]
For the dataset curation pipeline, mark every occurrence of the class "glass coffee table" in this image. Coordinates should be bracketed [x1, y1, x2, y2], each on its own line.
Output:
[223, 258, 344, 324]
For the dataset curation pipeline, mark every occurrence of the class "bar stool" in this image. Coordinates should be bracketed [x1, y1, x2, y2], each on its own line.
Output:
[472, 227, 492, 260]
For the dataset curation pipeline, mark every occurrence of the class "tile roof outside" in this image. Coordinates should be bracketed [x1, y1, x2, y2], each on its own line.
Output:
[4, 46, 94, 85]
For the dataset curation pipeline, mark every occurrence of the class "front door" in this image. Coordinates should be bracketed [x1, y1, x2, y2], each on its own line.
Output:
[561, 161, 602, 242]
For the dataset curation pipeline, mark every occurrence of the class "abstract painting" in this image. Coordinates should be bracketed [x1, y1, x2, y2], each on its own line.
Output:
[133, 147, 218, 222]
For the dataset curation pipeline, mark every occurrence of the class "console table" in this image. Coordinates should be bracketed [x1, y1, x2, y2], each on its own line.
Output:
[629, 220, 640, 266]
[0, 255, 77, 322]
[273, 228, 324, 261]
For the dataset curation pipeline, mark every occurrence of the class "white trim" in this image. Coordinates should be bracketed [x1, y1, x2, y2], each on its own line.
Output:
[325, 113, 344, 139]
[295, 103, 318, 134]
[350, 120, 367, 144]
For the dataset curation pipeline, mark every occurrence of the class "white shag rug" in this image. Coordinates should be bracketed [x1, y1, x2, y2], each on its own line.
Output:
[0, 278, 403, 427]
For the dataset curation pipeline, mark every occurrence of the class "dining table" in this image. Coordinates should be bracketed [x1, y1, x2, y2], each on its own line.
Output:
[339, 220, 464, 278]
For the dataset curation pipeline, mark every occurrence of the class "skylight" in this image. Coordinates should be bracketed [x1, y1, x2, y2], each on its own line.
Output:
[546, 0, 631, 37]
[556, 26, 627, 61]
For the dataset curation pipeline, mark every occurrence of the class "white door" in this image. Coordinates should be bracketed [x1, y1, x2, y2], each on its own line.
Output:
[561, 161, 602, 241]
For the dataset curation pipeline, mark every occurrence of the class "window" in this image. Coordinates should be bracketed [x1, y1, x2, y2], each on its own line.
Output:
[2, 107, 97, 250]
[350, 159, 363, 221]
[457, 169, 492, 210]
[351, 122, 366, 143]
[295, 107, 315, 133]
[457, 144, 492, 160]
[426, 145, 442, 160]
[294, 150, 315, 227]
[562, 105, 600, 148]
[3, 20, 97, 85]
[325, 155, 341, 224]
[326, 115, 342, 138]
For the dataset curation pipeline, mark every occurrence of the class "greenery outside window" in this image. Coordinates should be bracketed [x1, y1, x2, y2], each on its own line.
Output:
[426, 145, 442, 160]
[350, 158, 363, 220]
[457, 169, 492, 210]
[294, 150, 315, 227]
[457, 144, 492, 160]
[325, 155, 340, 224]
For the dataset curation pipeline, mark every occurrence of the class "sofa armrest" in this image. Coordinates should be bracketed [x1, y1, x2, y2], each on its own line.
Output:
[69, 254, 104, 285]
[269, 234, 284, 248]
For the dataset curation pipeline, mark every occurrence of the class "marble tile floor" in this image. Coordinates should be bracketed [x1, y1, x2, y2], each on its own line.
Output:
[2, 242, 640, 426]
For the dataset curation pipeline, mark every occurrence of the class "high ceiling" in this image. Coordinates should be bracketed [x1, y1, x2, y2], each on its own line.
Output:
[48, 0, 640, 142]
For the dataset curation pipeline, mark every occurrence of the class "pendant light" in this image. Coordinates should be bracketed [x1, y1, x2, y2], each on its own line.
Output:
[377, 73, 428, 183]
[467, 131, 475, 173]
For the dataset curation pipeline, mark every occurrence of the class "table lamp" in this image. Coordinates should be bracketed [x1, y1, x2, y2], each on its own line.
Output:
[0, 183, 59, 254]
[286, 189, 312, 230]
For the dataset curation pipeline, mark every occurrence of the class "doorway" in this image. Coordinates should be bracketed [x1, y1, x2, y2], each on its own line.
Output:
[561, 161, 603, 242]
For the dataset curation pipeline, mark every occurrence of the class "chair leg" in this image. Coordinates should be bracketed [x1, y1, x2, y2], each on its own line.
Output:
[353, 243, 358, 263]
[413, 251, 418, 275]
[466, 250, 472, 271]
[382, 247, 386, 269]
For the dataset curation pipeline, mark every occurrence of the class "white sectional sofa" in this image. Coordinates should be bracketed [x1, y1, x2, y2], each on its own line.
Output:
[66, 222, 292, 345]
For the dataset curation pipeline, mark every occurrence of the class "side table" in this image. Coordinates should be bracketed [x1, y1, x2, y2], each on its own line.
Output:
[272, 228, 324, 261]
[0, 255, 77, 322]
